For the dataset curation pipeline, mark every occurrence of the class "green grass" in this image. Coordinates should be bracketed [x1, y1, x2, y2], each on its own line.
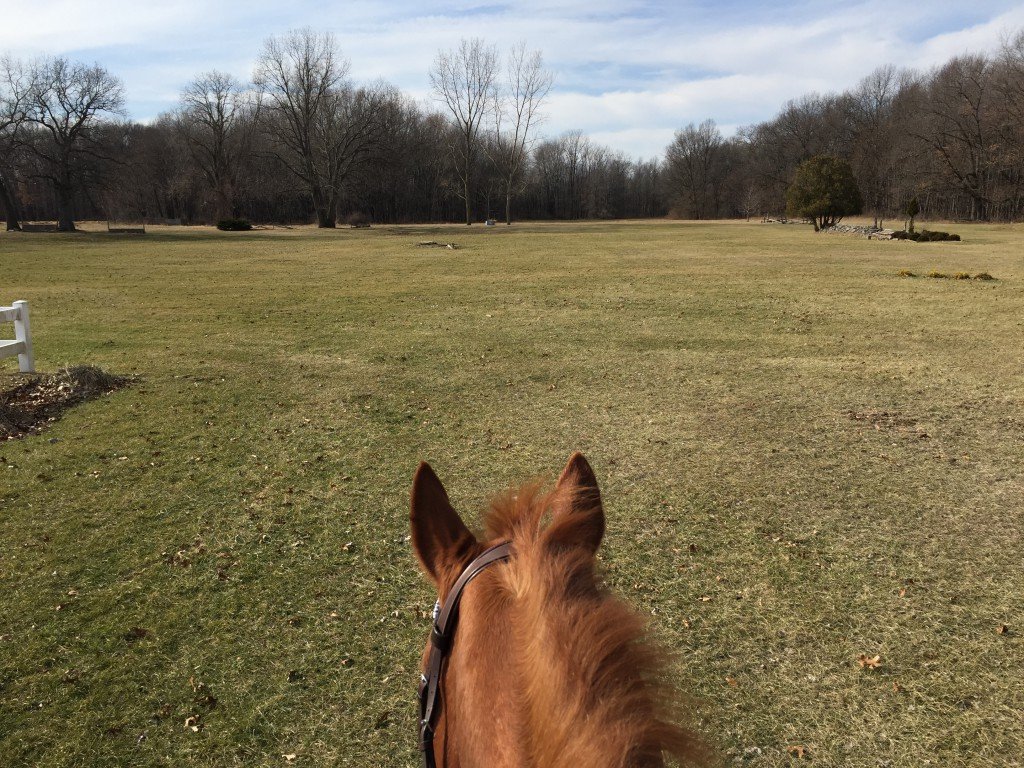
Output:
[1, 220, 1022, 767]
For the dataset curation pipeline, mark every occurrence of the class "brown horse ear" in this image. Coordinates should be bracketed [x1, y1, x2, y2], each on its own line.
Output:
[410, 462, 478, 585]
[546, 452, 605, 555]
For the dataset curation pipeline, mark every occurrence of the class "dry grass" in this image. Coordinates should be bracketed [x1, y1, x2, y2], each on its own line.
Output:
[1, 219, 1022, 767]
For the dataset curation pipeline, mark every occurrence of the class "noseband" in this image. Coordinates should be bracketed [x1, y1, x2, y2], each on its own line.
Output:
[418, 541, 513, 768]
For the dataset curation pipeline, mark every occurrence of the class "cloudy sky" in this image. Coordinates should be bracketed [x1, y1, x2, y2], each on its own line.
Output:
[3, 0, 1023, 158]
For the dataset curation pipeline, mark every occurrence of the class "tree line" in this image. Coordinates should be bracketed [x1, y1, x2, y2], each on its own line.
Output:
[2, 29, 1023, 231]
[667, 30, 1024, 224]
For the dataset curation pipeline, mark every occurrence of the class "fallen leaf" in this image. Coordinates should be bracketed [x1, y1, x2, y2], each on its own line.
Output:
[857, 654, 882, 669]
[282, 754, 297, 763]
[725, 676, 738, 687]
[997, 624, 1009, 635]
[787, 745, 809, 759]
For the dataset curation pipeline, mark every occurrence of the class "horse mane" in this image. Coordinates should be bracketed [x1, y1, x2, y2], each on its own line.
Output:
[481, 482, 705, 767]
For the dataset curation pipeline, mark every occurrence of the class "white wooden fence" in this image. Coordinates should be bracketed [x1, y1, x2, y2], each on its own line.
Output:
[0, 300, 34, 372]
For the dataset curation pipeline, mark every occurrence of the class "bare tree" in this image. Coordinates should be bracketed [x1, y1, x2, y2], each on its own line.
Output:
[491, 42, 552, 224]
[998, 30, 1024, 126]
[430, 38, 499, 225]
[255, 29, 387, 228]
[0, 56, 29, 230]
[176, 71, 258, 221]
[665, 119, 725, 219]
[18, 57, 125, 231]
[994, 31, 1024, 215]
[910, 55, 998, 220]
[850, 65, 905, 227]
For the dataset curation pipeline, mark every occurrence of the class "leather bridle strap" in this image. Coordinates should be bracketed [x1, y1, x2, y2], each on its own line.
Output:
[418, 541, 513, 768]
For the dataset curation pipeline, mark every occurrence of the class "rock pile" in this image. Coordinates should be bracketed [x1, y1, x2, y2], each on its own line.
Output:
[822, 224, 895, 239]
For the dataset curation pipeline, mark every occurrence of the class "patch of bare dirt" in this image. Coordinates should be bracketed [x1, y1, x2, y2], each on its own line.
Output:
[845, 409, 929, 438]
[1, 365, 130, 440]
[415, 241, 458, 249]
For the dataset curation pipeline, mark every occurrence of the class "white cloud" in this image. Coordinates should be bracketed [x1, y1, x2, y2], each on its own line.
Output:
[2, 0, 1021, 157]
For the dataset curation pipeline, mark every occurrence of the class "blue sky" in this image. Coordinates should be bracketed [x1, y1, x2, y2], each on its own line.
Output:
[4, 0, 1023, 158]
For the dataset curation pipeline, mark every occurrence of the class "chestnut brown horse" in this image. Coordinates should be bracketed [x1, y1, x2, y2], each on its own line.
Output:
[410, 452, 705, 768]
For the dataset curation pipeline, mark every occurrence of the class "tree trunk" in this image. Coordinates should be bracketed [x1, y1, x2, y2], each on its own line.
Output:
[56, 183, 76, 232]
[464, 176, 472, 225]
[0, 174, 23, 231]
[311, 182, 336, 228]
[505, 188, 512, 225]
[316, 208, 337, 228]
[214, 184, 232, 222]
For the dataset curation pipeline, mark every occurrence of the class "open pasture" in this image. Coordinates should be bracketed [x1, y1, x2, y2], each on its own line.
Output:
[1, 220, 1022, 766]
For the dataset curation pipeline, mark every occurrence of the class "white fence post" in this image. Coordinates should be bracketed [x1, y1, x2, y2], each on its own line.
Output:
[2, 300, 35, 372]
[13, 300, 33, 372]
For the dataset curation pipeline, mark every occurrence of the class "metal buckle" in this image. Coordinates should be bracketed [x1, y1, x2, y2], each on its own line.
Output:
[419, 719, 434, 750]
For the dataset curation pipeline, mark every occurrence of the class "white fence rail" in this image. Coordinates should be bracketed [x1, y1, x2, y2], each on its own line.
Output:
[0, 300, 34, 372]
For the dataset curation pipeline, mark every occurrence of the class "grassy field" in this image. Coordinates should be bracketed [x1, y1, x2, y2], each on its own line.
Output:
[1, 219, 1022, 767]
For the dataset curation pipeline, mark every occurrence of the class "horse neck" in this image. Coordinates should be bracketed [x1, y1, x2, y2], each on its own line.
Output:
[508, 548, 671, 768]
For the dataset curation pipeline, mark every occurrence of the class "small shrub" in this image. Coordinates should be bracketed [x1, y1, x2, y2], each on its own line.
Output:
[953, 272, 971, 280]
[918, 230, 960, 242]
[904, 197, 920, 233]
[974, 272, 995, 281]
[928, 271, 948, 279]
[216, 218, 252, 231]
[893, 229, 961, 243]
[897, 269, 916, 277]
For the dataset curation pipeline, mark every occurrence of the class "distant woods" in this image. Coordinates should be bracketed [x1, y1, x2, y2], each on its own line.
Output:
[667, 32, 1024, 224]
[1, 29, 1023, 229]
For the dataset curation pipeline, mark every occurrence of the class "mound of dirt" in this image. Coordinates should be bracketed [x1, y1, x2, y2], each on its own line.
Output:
[1, 365, 130, 440]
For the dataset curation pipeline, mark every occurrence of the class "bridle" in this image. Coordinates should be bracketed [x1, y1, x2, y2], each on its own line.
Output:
[418, 541, 513, 768]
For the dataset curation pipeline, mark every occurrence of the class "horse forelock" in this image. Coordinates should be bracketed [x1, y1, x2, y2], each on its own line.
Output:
[457, 481, 706, 767]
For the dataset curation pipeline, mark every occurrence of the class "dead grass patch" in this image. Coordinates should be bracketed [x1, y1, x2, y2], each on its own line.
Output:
[844, 409, 929, 438]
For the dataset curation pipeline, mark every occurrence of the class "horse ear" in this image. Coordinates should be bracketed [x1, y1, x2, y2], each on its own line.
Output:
[410, 462, 478, 585]
[547, 452, 605, 555]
